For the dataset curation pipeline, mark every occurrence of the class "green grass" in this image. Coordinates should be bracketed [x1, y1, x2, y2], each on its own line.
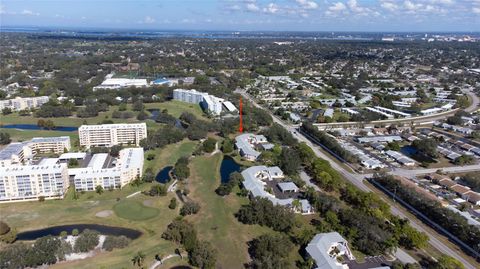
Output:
[186, 154, 272, 269]
[144, 139, 198, 172]
[1, 100, 208, 142]
[148, 100, 205, 118]
[0, 129, 79, 143]
[113, 200, 160, 221]
[0, 100, 207, 127]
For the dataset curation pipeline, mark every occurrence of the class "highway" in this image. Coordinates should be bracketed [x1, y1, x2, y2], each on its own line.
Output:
[239, 90, 479, 269]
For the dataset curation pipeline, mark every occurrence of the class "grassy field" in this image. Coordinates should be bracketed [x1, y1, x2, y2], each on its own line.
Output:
[144, 139, 198, 172]
[185, 153, 274, 268]
[113, 200, 160, 221]
[0, 100, 207, 142]
[0, 182, 182, 269]
[0, 129, 79, 142]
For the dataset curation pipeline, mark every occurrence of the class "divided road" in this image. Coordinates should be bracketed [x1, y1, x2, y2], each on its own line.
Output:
[239, 90, 479, 269]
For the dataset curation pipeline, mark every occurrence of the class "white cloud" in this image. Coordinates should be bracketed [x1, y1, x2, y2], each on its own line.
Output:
[429, 0, 454, 4]
[246, 3, 260, 12]
[473, 7, 480, 14]
[139, 16, 156, 24]
[145, 16, 155, 24]
[328, 2, 347, 12]
[0, 4, 5, 15]
[295, 0, 318, 10]
[263, 3, 279, 14]
[21, 9, 39, 16]
[380, 1, 399, 12]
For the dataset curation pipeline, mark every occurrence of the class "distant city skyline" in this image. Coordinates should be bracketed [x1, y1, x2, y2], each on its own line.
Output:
[1, 0, 479, 32]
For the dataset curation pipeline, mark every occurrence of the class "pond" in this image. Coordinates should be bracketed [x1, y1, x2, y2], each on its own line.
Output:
[148, 109, 160, 120]
[0, 124, 78, 132]
[16, 224, 142, 241]
[156, 166, 173, 183]
[220, 155, 242, 183]
[401, 145, 417, 157]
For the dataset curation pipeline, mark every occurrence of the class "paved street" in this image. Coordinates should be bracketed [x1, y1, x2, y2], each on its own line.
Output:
[239, 90, 479, 269]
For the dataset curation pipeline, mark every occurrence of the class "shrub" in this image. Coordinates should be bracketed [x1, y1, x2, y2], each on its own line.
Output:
[180, 201, 200, 216]
[102, 235, 131, 251]
[74, 229, 99, 252]
[169, 198, 177, 209]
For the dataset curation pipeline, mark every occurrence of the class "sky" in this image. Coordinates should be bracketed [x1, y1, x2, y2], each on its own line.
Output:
[0, 0, 479, 32]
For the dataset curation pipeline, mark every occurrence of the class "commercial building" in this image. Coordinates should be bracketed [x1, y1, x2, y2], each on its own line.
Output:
[0, 164, 69, 202]
[93, 73, 148, 91]
[235, 133, 273, 161]
[306, 232, 355, 269]
[71, 148, 144, 191]
[0, 96, 49, 111]
[173, 88, 236, 116]
[241, 166, 313, 214]
[78, 123, 147, 148]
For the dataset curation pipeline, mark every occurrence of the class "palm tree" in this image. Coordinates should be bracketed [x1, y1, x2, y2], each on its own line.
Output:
[131, 251, 146, 267]
[292, 199, 301, 213]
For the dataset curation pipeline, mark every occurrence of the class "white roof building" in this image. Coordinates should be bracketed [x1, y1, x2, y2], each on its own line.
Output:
[241, 166, 313, 214]
[306, 232, 355, 269]
[235, 133, 272, 161]
[71, 148, 144, 191]
[93, 73, 149, 91]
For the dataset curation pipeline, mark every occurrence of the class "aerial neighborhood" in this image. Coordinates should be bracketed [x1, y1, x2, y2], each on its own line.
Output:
[0, 10, 479, 269]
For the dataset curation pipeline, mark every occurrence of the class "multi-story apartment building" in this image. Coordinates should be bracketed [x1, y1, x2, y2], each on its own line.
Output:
[78, 123, 147, 148]
[173, 88, 231, 115]
[72, 148, 144, 191]
[29, 136, 71, 154]
[0, 164, 69, 202]
[0, 143, 33, 167]
[0, 96, 49, 111]
[0, 136, 70, 167]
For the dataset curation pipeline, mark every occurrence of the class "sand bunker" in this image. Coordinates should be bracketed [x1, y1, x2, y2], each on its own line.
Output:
[95, 210, 113, 218]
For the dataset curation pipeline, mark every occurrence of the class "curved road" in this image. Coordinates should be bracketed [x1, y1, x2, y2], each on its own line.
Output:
[239, 90, 479, 269]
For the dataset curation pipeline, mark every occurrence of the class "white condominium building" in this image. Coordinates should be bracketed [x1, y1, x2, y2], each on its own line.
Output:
[173, 88, 207, 104]
[0, 164, 69, 202]
[29, 136, 71, 154]
[0, 96, 49, 111]
[0, 136, 71, 167]
[78, 123, 147, 148]
[173, 88, 234, 115]
[72, 148, 144, 191]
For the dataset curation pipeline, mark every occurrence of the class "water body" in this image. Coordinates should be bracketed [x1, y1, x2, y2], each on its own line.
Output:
[220, 156, 242, 183]
[148, 109, 160, 120]
[0, 124, 77, 132]
[16, 224, 142, 241]
[156, 166, 173, 183]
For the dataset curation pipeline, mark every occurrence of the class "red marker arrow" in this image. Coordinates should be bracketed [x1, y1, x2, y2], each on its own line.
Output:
[239, 97, 243, 133]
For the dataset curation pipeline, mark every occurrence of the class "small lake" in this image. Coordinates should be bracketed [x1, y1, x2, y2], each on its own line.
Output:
[401, 145, 417, 157]
[156, 166, 173, 183]
[16, 224, 142, 241]
[0, 124, 77, 132]
[148, 109, 160, 120]
[220, 156, 242, 183]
